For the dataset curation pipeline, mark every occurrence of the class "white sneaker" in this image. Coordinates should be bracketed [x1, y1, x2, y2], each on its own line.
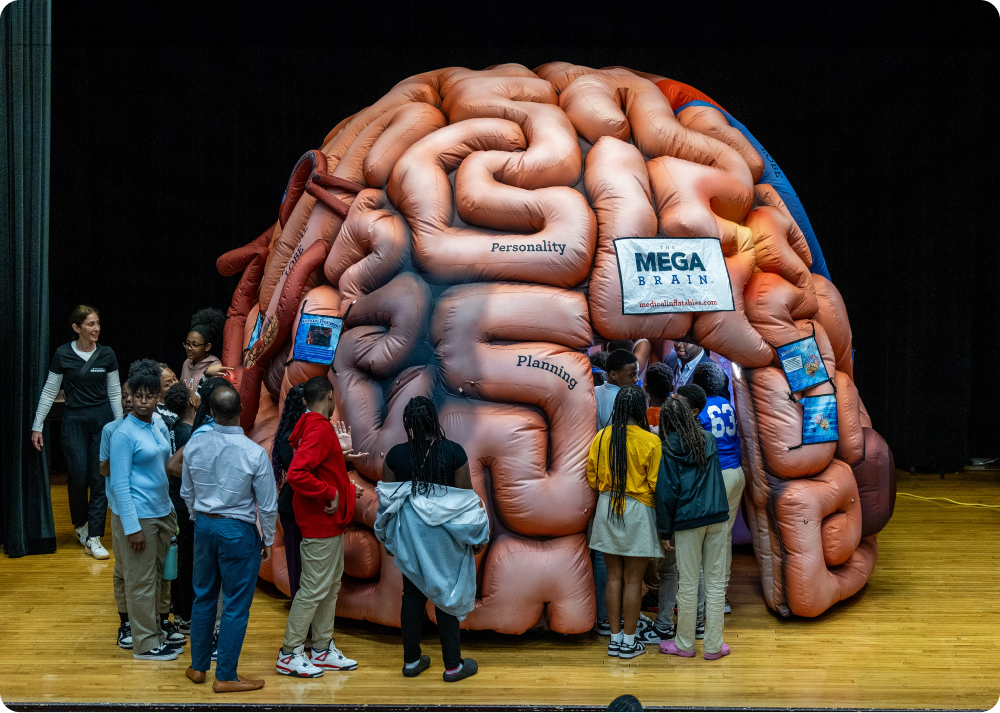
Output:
[311, 643, 358, 671]
[133, 643, 179, 661]
[75, 525, 88, 546]
[86, 536, 109, 559]
[276, 645, 324, 677]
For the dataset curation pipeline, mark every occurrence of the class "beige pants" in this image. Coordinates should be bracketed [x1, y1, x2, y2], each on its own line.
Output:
[675, 520, 728, 655]
[119, 513, 175, 653]
[722, 467, 746, 586]
[282, 535, 344, 652]
[111, 513, 171, 616]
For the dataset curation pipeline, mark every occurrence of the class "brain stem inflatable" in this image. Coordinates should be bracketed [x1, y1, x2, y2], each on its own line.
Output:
[217, 62, 896, 631]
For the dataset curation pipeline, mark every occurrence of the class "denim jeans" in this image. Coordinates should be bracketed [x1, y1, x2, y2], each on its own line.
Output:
[190, 516, 261, 681]
[592, 550, 607, 620]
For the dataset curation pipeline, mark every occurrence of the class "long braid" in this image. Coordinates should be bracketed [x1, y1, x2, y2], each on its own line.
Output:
[607, 385, 649, 525]
[271, 384, 306, 490]
[402, 396, 449, 496]
[658, 398, 707, 469]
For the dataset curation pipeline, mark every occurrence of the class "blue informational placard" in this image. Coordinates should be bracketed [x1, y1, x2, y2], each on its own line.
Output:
[776, 334, 831, 393]
[247, 313, 263, 348]
[800, 394, 839, 445]
[293, 313, 344, 365]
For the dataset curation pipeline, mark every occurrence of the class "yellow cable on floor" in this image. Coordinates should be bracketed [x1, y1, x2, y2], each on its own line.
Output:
[897, 492, 1000, 509]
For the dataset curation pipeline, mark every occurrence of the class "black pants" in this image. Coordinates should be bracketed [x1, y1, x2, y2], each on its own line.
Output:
[401, 574, 462, 669]
[278, 510, 303, 599]
[170, 493, 194, 621]
[61, 405, 113, 537]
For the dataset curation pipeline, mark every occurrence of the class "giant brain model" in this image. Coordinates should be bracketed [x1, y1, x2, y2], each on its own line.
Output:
[216, 62, 896, 633]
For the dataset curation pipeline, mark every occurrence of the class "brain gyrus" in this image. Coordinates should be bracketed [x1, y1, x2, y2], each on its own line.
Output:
[218, 62, 896, 632]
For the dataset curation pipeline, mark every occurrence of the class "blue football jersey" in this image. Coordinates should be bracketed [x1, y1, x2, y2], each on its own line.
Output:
[698, 395, 742, 470]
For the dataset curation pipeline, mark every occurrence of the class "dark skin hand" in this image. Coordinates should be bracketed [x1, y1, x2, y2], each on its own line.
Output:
[382, 448, 486, 555]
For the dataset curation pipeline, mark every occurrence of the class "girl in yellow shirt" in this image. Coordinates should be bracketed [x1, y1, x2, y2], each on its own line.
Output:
[586, 385, 663, 659]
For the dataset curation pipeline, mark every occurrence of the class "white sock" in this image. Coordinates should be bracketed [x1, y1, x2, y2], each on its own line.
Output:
[624, 634, 635, 646]
[404, 659, 421, 669]
[611, 631, 624, 644]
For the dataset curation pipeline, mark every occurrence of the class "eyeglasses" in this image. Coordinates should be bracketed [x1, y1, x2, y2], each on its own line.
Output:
[183, 341, 205, 349]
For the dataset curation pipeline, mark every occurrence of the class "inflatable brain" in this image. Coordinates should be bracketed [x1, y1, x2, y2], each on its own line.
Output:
[217, 62, 896, 632]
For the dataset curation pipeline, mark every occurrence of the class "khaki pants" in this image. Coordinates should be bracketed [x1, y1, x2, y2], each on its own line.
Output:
[119, 513, 175, 653]
[722, 467, 746, 587]
[111, 513, 172, 616]
[675, 520, 728, 655]
[282, 535, 344, 652]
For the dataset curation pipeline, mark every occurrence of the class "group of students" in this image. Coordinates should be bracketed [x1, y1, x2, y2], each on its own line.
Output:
[588, 345, 744, 660]
[32, 304, 486, 691]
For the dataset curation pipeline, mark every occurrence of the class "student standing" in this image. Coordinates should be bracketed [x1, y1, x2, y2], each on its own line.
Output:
[272, 384, 307, 600]
[109, 368, 179, 661]
[31, 305, 122, 558]
[655, 398, 731, 660]
[692, 361, 745, 614]
[375, 396, 488, 682]
[180, 308, 226, 390]
[587, 385, 662, 660]
[643, 362, 673, 430]
[181, 385, 277, 693]
[275, 377, 361, 678]
[164, 382, 201, 632]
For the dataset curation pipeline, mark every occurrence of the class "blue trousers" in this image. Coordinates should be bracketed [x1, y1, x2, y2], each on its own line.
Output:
[190, 516, 261, 681]
[592, 550, 607, 620]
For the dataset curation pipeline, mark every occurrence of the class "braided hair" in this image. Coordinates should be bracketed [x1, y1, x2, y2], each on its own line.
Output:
[606, 385, 649, 525]
[658, 397, 707, 470]
[271, 384, 306, 490]
[193, 376, 231, 430]
[402, 396, 449, 496]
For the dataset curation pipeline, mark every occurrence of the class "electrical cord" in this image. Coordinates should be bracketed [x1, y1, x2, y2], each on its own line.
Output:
[897, 492, 1000, 510]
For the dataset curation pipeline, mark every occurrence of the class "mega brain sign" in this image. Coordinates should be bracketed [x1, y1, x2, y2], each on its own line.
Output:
[215, 62, 896, 633]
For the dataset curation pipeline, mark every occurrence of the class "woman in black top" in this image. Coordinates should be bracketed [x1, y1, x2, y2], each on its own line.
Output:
[31, 305, 123, 558]
[164, 382, 200, 629]
[382, 396, 481, 682]
[271, 384, 307, 600]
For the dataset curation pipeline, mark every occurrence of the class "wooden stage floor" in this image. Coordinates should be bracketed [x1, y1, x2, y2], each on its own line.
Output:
[1, 471, 998, 711]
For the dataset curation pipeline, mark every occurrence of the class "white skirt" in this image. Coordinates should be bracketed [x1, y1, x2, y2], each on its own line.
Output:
[589, 491, 662, 558]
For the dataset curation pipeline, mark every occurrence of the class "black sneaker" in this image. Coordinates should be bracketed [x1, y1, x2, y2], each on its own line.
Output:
[117, 622, 132, 650]
[443, 658, 479, 682]
[696, 618, 705, 640]
[636, 623, 674, 645]
[175, 617, 191, 634]
[211, 631, 218, 661]
[607, 640, 620, 657]
[133, 643, 180, 661]
[724, 597, 732, 614]
[161, 619, 186, 645]
[593, 617, 611, 636]
[402, 654, 431, 678]
[617, 640, 646, 659]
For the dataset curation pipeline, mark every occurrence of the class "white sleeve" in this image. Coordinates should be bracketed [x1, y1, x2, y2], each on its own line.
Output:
[107, 370, 123, 419]
[32, 372, 63, 432]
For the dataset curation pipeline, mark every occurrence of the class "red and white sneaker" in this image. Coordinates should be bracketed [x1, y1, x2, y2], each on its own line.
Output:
[310, 643, 358, 671]
[276, 645, 324, 678]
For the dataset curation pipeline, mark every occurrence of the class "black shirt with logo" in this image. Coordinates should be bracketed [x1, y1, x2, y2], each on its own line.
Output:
[48, 341, 119, 410]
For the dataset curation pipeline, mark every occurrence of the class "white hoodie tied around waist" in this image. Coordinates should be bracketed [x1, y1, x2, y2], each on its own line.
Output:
[374, 481, 490, 620]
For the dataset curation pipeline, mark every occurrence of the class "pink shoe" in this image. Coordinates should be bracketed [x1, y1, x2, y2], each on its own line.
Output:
[704, 643, 731, 660]
[659, 640, 695, 657]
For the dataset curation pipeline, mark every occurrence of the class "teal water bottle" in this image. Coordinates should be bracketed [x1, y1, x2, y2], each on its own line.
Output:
[164, 536, 178, 580]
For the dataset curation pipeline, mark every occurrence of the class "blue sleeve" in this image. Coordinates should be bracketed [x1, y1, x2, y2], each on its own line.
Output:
[99, 423, 114, 462]
[110, 428, 141, 535]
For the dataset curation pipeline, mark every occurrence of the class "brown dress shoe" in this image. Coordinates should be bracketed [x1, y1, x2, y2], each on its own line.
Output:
[185, 668, 206, 684]
[213, 674, 265, 693]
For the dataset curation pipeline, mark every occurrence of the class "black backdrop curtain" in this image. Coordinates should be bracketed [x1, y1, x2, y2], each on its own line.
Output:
[1, 0, 55, 557]
[47, 1, 999, 474]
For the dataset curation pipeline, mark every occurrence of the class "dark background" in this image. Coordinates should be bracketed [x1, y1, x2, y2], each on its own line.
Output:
[49, 0, 1000, 472]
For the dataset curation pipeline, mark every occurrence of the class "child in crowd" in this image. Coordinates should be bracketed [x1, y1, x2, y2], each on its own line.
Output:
[692, 361, 745, 615]
[275, 377, 361, 677]
[655, 397, 731, 660]
[181, 308, 225, 390]
[587, 385, 662, 659]
[164, 382, 201, 633]
[590, 351, 608, 387]
[643, 362, 673, 431]
[271, 384, 307, 601]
